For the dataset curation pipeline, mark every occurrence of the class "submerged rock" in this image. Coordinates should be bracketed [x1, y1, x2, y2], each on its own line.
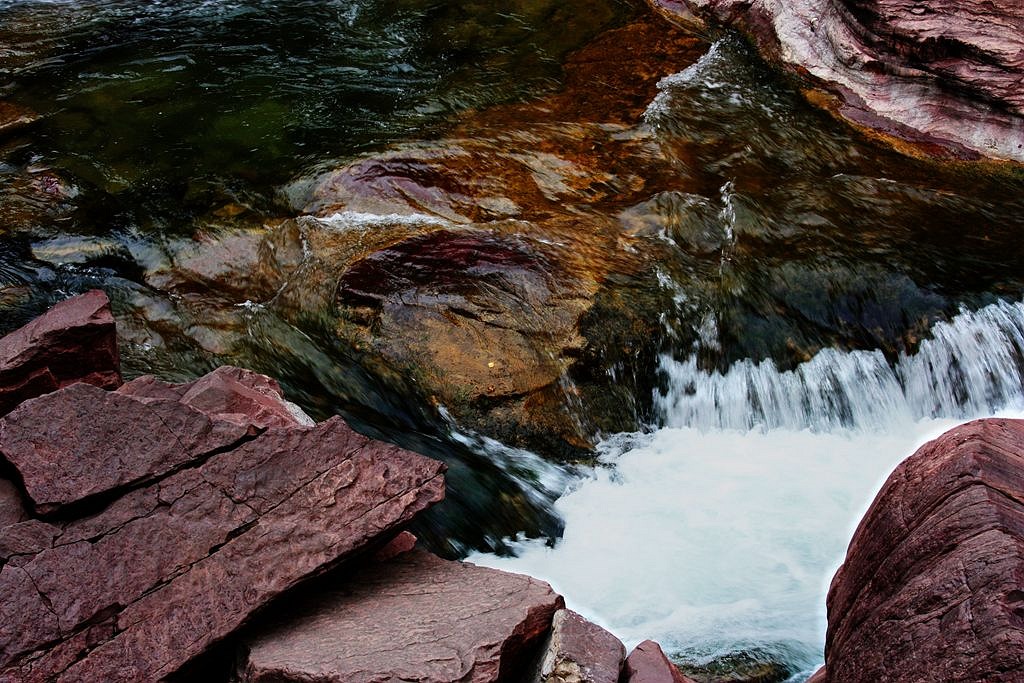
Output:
[0, 289, 120, 417]
[819, 418, 1024, 681]
[0, 369, 445, 681]
[275, 12, 705, 453]
[652, 0, 1024, 161]
[239, 549, 564, 683]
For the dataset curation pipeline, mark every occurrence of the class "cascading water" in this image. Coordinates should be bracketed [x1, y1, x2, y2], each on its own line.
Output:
[657, 298, 1024, 432]
[471, 297, 1024, 680]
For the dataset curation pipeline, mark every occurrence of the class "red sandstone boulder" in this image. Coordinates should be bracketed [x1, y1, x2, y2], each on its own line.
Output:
[0, 290, 120, 416]
[239, 549, 564, 683]
[0, 377, 445, 682]
[621, 640, 697, 683]
[654, 0, 1024, 162]
[533, 609, 625, 683]
[819, 418, 1024, 682]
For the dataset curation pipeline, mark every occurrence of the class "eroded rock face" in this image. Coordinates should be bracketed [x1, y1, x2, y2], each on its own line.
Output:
[533, 609, 625, 683]
[653, 0, 1024, 161]
[0, 290, 120, 417]
[820, 418, 1024, 682]
[239, 549, 564, 683]
[0, 373, 445, 682]
[622, 640, 697, 683]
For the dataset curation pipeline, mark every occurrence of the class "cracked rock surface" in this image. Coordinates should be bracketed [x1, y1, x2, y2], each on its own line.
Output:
[0, 289, 121, 418]
[240, 549, 564, 683]
[0, 368, 445, 682]
[820, 418, 1024, 682]
[653, 0, 1024, 161]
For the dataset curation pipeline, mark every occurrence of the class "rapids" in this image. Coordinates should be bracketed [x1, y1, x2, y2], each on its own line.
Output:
[473, 297, 1024, 680]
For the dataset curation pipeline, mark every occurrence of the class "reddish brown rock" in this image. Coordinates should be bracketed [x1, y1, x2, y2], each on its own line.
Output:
[0, 386, 445, 682]
[0, 480, 27, 530]
[0, 290, 120, 417]
[533, 609, 625, 683]
[804, 668, 826, 683]
[655, 0, 1024, 161]
[239, 549, 564, 683]
[621, 640, 697, 683]
[0, 365, 314, 516]
[120, 365, 314, 430]
[821, 418, 1024, 682]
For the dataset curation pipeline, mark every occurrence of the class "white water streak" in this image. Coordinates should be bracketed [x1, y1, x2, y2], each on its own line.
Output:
[657, 299, 1024, 431]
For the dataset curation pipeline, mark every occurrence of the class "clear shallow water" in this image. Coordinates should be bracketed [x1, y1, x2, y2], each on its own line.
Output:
[2, 1, 1024, 680]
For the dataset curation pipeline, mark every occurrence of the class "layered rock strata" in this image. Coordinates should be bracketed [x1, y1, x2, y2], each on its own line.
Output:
[652, 0, 1024, 161]
[818, 418, 1024, 681]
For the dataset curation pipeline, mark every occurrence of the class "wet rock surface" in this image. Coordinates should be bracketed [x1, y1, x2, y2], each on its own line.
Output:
[820, 418, 1024, 682]
[239, 549, 564, 683]
[0, 289, 120, 417]
[622, 640, 698, 683]
[653, 0, 1024, 161]
[0, 364, 446, 682]
[532, 608, 625, 683]
[279, 12, 705, 452]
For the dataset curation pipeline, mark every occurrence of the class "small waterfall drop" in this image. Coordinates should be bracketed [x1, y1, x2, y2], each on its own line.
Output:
[656, 298, 1024, 432]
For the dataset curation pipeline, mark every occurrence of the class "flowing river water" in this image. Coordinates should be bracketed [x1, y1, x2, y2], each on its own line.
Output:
[2, 1, 1024, 681]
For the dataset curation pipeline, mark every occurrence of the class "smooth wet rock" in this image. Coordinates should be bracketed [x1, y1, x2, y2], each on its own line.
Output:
[622, 640, 697, 683]
[0, 102, 39, 136]
[0, 389, 445, 682]
[264, 13, 705, 453]
[533, 609, 625, 683]
[654, 0, 1024, 161]
[821, 418, 1024, 682]
[240, 549, 564, 683]
[0, 290, 120, 417]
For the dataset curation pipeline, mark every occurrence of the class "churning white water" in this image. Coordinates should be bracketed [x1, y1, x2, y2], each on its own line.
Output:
[470, 298, 1024, 680]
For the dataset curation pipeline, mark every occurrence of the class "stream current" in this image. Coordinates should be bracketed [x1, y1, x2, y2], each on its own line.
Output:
[3, 1, 1024, 680]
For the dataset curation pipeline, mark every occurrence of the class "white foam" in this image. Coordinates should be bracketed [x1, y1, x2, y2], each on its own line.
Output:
[471, 298, 1024, 679]
[470, 414, 1024, 677]
[657, 299, 1024, 432]
[315, 210, 451, 230]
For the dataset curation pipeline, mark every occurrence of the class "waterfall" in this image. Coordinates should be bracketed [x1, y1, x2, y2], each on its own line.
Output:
[656, 298, 1024, 431]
